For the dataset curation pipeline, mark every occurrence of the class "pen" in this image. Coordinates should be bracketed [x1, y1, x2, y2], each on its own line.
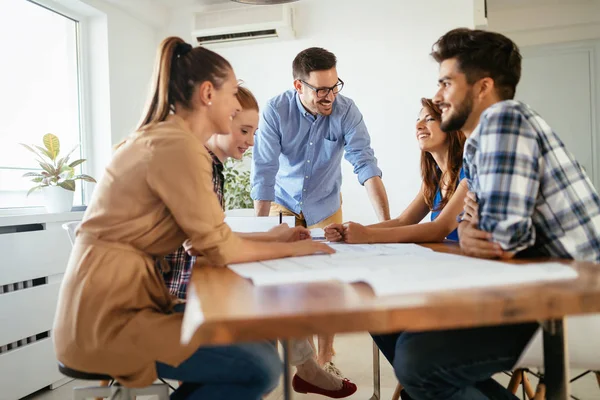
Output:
[279, 211, 282, 224]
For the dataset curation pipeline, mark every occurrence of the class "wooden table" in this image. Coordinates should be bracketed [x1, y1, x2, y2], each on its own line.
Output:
[183, 243, 600, 400]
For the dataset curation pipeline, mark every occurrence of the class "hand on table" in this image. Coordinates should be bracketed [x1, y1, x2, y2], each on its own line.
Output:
[268, 223, 311, 242]
[458, 222, 504, 259]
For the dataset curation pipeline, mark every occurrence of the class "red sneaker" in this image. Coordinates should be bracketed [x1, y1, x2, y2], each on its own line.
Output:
[292, 374, 357, 398]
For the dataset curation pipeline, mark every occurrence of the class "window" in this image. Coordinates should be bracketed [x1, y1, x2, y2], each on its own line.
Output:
[0, 0, 85, 209]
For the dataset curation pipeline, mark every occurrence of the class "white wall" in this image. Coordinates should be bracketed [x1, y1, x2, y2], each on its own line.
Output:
[164, 0, 474, 223]
[47, 0, 161, 190]
[487, 0, 600, 47]
[486, 0, 600, 191]
[82, 0, 160, 176]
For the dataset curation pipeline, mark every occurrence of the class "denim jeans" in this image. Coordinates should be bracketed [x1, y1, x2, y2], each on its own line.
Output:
[156, 304, 282, 400]
[372, 322, 538, 400]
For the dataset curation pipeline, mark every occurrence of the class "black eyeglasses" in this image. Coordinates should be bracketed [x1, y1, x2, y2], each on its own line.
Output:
[300, 79, 344, 98]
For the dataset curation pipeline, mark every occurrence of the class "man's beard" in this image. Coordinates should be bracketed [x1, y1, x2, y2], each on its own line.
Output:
[440, 92, 473, 132]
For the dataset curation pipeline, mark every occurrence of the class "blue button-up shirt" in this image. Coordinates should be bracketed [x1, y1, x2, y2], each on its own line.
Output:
[251, 90, 382, 226]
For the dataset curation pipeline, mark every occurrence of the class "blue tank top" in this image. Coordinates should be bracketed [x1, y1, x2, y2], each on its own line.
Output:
[430, 168, 466, 241]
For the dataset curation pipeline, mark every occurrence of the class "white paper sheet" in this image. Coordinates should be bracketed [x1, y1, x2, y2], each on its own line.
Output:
[326, 243, 434, 256]
[310, 228, 326, 240]
[228, 246, 578, 297]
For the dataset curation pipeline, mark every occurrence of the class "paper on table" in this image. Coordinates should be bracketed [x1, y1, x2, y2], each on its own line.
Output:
[327, 243, 434, 256]
[310, 228, 325, 240]
[360, 253, 578, 296]
[228, 248, 578, 296]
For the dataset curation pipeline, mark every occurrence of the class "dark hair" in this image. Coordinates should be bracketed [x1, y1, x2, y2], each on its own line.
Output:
[431, 28, 522, 100]
[236, 86, 259, 111]
[420, 98, 466, 211]
[292, 47, 337, 80]
[137, 36, 233, 132]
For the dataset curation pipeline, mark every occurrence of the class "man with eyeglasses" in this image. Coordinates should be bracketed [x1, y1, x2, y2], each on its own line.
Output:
[252, 47, 389, 229]
[251, 47, 390, 388]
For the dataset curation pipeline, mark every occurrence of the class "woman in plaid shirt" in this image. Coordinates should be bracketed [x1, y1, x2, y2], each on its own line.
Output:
[162, 86, 357, 398]
[162, 86, 267, 299]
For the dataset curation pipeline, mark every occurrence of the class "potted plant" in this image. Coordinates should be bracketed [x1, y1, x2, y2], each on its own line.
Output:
[21, 133, 96, 213]
[223, 149, 253, 210]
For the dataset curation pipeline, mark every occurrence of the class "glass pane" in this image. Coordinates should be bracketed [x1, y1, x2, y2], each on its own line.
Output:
[0, 1, 83, 208]
[0, 167, 83, 209]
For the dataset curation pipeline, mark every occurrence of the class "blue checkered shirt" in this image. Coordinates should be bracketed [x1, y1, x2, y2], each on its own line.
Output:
[463, 100, 600, 262]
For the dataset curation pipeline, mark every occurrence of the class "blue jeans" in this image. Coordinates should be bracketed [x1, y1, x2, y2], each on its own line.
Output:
[372, 323, 538, 400]
[156, 305, 282, 400]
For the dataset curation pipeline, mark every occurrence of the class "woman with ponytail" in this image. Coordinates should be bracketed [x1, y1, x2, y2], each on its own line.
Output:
[324, 98, 467, 244]
[52, 37, 333, 400]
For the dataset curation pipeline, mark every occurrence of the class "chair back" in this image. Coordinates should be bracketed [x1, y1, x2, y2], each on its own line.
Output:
[516, 315, 600, 370]
[61, 221, 79, 246]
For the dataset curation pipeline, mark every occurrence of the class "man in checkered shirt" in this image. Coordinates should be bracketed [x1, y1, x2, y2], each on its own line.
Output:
[435, 32, 600, 262]
[390, 28, 600, 400]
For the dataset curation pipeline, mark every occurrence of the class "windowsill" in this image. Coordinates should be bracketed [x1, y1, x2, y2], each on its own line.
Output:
[0, 209, 85, 227]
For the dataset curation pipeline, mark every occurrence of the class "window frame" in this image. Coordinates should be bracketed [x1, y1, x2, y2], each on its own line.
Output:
[0, 0, 93, 213]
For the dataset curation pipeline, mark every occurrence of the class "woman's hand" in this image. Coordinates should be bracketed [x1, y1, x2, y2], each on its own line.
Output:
[324, 223, 345, 242]
[342, 222, 374, 244]
[289, 240, 335, 257]
[183, 239, 199, 256]
[268, 223, 311, 242]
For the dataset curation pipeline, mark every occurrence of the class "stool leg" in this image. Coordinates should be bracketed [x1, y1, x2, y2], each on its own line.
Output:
[94, 380, 110, 400]
[522, 371, 536, 399]
[73, 386, 112, 400]
[157, 384, 170, 400]
[391, 383, 404, 400]
[131, 384, 170, 399]
[508, 369, 524, 394]
[533, 377, 546, 400]
[112, 386, 134, 400]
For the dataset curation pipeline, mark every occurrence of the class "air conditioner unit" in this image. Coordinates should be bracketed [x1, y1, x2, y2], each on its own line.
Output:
[192, 4, 295, 47]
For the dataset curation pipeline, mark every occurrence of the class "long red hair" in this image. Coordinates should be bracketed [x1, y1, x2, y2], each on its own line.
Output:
[420, 98, 466, 211]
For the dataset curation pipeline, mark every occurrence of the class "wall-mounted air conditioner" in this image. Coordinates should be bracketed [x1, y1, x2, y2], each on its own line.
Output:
[192, 4, 295, 47]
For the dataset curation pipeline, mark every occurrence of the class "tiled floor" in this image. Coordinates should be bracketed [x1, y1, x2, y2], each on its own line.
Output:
[24, 333, 600, 400]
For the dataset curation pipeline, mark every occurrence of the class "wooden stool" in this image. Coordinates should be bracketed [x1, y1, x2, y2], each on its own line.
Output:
[58, 363, 169, 399]
[508, 368, 535, 399]
[391, 383, 404, 400]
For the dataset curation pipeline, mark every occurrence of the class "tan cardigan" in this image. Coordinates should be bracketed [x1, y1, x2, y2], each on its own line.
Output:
[52, 115, 241, 387]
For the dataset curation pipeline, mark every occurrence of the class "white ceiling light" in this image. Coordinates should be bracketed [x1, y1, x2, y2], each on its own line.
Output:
[231, 0, 299, 4]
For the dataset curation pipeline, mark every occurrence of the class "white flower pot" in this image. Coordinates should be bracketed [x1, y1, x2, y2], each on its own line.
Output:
[42, 186, 75, 213]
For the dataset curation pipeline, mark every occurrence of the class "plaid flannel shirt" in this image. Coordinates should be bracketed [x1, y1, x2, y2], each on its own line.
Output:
[463, 100, 600, 262]
[162, 149, 225, 299]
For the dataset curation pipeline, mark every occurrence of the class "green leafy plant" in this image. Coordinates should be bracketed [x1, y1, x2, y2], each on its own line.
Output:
[20, 133, 96, 196]
[223, 149, 253, 210]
